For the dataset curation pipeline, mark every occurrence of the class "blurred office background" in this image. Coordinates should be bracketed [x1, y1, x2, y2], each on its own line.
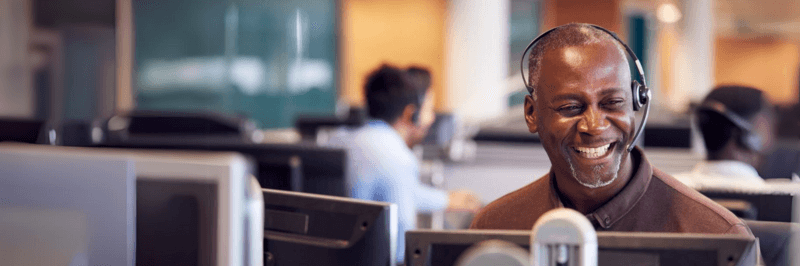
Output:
[3, 0, 800, 206]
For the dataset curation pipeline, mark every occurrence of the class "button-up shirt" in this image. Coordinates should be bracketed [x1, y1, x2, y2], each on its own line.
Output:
[469, 147, 753, 237]
[327, 120, 448, 262]
[674, 160, 766, 189]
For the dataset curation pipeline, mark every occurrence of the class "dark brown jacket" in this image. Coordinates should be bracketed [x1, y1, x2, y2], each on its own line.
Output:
[470, 148, 753, 237]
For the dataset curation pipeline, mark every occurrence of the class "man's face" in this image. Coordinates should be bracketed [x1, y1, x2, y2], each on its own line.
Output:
[525, 42, 635, 188]
[410, 91, 436, 146]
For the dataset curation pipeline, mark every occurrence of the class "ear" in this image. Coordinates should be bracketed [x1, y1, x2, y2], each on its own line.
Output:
[524, 94, 538, 133]
[397, 104, 417, 126]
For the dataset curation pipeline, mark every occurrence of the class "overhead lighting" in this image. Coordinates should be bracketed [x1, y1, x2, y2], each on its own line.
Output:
[657, 3, 682, 24]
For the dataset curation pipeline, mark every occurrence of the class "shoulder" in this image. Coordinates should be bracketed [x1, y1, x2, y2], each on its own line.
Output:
[471, 175, 553, 230]
[650, 168, 751, 236]
[348, 126, 414, 163]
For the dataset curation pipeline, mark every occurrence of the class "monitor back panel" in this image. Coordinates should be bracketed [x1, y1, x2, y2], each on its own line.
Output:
[0, 144, 136, 266]
[406, 230, 755, 266]
[98, 142, 348, 196]
[0, 119, 45, 143]
[262, 189, 396, 266]
[701, 191, 795, 222]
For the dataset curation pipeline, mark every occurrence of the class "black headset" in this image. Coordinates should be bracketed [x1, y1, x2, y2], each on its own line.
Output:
[696, 100, 763, 152]
[520, 24, 652, 152]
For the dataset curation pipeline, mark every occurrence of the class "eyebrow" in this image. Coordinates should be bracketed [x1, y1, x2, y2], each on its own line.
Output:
[550, 93, 582, 102]
[549, 87, 626, 102]
[599, 87, 626, 96]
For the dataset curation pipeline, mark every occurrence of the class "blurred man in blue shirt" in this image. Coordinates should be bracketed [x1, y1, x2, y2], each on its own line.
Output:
[328, 64, 480, 263]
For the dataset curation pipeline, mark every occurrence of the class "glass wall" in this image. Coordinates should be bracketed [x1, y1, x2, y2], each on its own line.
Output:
[507, 0, 539, 107]
[627, 14, 649, 83]
[134, 0, 337, 128]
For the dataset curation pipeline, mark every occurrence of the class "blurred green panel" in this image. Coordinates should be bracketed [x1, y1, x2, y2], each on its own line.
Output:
[134, 0, 337, 128]
[627, 14, 648, 83]
[508, 0, 539, 107]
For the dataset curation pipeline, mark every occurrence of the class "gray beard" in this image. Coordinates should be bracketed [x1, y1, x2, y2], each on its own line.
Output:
[567, 152, 622, 188]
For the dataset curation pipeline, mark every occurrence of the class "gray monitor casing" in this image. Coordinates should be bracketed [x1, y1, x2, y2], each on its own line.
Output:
[406, 230, 758, 266]
[0, 144, 136, 266]
[0, 143, 262, 266]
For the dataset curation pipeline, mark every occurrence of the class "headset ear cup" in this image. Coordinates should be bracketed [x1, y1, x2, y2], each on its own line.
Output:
[631, 80, 642, 111]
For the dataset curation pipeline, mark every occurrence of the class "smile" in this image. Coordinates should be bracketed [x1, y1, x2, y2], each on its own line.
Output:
[572, 142, 615, 159]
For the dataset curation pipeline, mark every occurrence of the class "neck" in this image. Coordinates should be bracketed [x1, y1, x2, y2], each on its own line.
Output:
[554, 150, 636, 214]
[391, 120, 415, 148]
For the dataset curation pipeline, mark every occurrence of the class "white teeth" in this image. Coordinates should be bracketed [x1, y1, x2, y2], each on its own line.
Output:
[575, 143, 611, 159]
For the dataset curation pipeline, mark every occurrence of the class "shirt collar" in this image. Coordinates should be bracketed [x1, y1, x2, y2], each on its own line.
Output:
[547, 146, 653, 229]
[366, 119, 392, 128]
[691, 160, 762, 182]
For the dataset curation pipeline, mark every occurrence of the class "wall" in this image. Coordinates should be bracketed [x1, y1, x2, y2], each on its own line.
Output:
[0, 0, 34, 118]
[340, 0, 447, 110]
[542, 0, 622, 34]
[444, 0, 509, 123]
[715, 37, 800, 106]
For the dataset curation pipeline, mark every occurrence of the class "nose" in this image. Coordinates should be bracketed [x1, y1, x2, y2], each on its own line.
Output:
[577, 106, 610, 135]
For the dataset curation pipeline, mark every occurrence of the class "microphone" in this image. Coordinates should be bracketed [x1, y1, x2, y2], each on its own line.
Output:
[531, 208, 598, 266]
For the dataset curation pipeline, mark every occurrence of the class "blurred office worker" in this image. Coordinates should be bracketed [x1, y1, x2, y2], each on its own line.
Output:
[328, 65, 480, 262]
[676, 86, 777, 184]
[470, 24, 753, 238]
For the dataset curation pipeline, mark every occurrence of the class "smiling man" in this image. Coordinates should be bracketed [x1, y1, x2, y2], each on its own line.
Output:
[469, 24, 752, 237]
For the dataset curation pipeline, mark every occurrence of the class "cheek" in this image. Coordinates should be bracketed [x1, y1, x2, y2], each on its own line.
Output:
[539, 115, 580, 147]
[609, 112, 636, 136]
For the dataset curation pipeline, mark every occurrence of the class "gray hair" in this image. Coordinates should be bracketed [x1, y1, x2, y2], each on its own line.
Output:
[527, 23, 629, 101]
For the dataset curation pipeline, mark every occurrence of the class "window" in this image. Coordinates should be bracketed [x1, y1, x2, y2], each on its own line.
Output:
[134, 0, 338, 128]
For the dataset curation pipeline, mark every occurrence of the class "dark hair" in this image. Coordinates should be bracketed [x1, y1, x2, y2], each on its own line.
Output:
[526, 23, 629, 98]
[364, 64, 422, 124]
[697, 85, 770, 156]
[406, 66, 432, 94]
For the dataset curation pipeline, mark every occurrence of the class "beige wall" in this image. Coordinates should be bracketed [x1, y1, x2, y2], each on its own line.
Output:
[0, 0, 34, 118]
[340, 0, 448, 110]
[542, 0, 623, 35]
[715, 37, 800, 106]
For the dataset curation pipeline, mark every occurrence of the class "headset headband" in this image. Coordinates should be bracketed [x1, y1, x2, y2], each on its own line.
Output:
[697, 100, 754, 132]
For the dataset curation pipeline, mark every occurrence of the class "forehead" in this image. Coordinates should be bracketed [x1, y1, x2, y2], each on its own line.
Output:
[538, 42, 631, 99]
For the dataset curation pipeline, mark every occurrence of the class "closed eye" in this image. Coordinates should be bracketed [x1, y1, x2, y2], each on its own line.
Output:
[556, 104, 584, 116]
[602, 98, 625, 109]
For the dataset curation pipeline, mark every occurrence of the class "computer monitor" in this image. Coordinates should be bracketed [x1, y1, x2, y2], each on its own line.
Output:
[0, 143, 264, 266]
[0, 118, 46, 143]
[701, 190, 795, 222]
[123, 149, 262, 266]
[103, 110, 262, 144]
[98, 142, 348, 196]
[405, 230, 757, 266]
[680, 180, 800, 223]
[261, 188, 397, 266]
[0, 144, 136, 266]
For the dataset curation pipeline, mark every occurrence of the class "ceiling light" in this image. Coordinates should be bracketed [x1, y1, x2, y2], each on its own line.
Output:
[657, 3, 682, 24]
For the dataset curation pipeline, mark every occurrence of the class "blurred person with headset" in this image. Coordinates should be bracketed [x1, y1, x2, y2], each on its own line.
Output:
[469, 23, 753, 238]
[676, 86, 778, 185]
[327, 64, 480, 263]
